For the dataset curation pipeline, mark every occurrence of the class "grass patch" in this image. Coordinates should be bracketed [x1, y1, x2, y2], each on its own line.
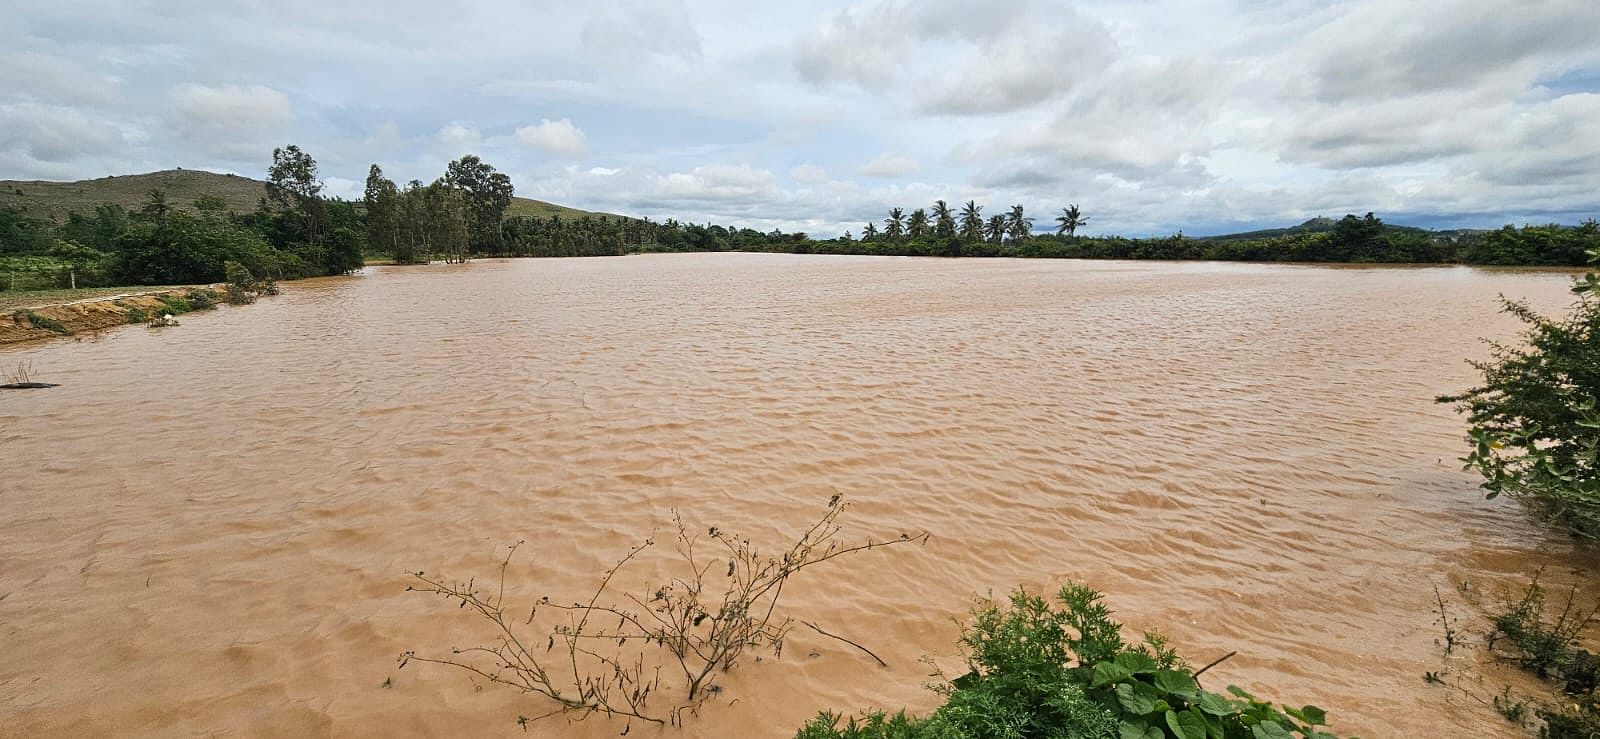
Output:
[0, 285, 189, 312]
[1487, 575, 1600, 737]
[12, 309, 72, 335]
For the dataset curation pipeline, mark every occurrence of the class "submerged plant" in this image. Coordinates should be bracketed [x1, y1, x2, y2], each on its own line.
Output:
[1439, 247, 1600, 539]
[403, 497, 927, 729]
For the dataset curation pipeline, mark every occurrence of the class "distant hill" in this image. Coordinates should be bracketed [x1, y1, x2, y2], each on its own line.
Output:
[0, 169, 625, 222]
[1197, 216, 1443, 242]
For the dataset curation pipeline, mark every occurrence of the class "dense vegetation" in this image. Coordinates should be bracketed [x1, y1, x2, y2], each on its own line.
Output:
[0, 148, 364, 289]
[635, 209, 1598, 267]
[5, 153, 1597, 294]
[797, 585, 1345, 739]
[1439, 248, 1600, 538]
[1438, 249, 1600, 736]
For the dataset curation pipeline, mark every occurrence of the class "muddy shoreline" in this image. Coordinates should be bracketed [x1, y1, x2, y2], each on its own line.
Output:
[0, 287, 226, 345]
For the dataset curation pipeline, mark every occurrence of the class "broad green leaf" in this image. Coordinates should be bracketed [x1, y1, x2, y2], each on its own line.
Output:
[1153, 669, 1199, 699]
[1296, 705, 1327, 726]
[1197, 691, 1236, 716]
[1094, 661, 1134, 688]
[1251, 721, 1295, 739]
[1164, 708, 1208, 739]
[1119, 721, 1163, 739]
[1115, 650, 1160, 674]
[1116, 682, 1159, 716]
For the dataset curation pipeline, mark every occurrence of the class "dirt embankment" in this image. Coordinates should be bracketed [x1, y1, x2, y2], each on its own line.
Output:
[1, 288, 218, 345]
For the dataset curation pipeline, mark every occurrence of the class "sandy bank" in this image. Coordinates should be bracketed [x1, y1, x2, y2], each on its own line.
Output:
[1, 287, 222, 345]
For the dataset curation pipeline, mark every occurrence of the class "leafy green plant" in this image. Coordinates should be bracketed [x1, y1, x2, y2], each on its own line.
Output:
[224, 260, 259, 304]
[1439, 247, 1600, 539]
[1540, 695, 1600, 739]
[123, 306, 149, 324]
[1491, 574, 1600, 684]
[1493, 687, 1528, 726]
[186, 287, 218, 309]
[797, 584, 1347, 739]
[1483, 573, 1600, 738]
[157, 295, 192, 315]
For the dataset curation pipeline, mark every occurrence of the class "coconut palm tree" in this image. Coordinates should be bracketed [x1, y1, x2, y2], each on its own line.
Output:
[931, 200, 956, 238]
[907, 208, 929, 239]
[1055, 204, 1089, 239]
[985, 214, 1006, 244]
[1005, 204, 1032, 243]
[884, 208, 905, 241]
[959, 200, 984, 241]
[862, 222, 879, 240]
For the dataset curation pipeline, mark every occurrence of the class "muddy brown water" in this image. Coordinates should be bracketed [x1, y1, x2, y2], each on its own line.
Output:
[2, 253, 1596, 737]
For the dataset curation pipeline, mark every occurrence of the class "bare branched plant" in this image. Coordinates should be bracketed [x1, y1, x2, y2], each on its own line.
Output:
[4, 360, 34, 385]
[401, 495, 928, 728]
[1, 360, 56, 389]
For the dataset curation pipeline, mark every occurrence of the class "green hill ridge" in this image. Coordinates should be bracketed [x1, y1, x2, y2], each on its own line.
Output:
[0, 169, 624, 222]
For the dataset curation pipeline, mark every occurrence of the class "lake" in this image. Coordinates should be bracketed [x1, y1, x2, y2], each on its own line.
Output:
[1, 253, 1592, 737]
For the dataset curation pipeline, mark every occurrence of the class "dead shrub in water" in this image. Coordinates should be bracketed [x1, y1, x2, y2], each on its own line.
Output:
[401, 496, 927, 729]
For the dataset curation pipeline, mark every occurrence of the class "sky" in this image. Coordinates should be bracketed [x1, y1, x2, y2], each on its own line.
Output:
[2, 0, 1598, 237]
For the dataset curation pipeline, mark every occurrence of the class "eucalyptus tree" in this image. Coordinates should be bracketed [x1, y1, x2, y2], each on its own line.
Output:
[907, 208, 929, 239]
[932, 200, 956, 238]
[959, 200, 984, 242]
[267, 144, 329, 245]
[364, 164, 408, 262]
[1005, 204, 1032, 243]
[1055, 204, 1089, 239]
[884, 208, 906, 241]
[444, 155, 515, 254]
[984, 214, 1006, 244]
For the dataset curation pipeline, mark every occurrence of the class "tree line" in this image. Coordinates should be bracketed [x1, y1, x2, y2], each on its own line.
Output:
[5, 148, 1598, 293]
[632, 208, 1598, 266]
[0, 145, 365, 289]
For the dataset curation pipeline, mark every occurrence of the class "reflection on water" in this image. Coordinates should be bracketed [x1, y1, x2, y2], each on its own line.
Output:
[0, 254, 1593, 737]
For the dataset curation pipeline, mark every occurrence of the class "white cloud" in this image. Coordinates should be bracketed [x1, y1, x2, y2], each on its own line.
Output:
[435, 123, 482, 153]
[516, 118, 589, 159]
[858, 153, 921, 178]
[652, 164, 777, 203]
[790, 163, 828, 184]
[166, 83, 291, 159]
[579, 0, 703, 68]
[0, 52, 122, 107]
[0, 102, 125, 163]
[796, 0, 1117, 116]
[2, 0, 1599, 234]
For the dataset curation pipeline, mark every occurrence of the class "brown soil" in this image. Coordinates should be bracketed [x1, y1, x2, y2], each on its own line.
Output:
[0, 288, 218, 345]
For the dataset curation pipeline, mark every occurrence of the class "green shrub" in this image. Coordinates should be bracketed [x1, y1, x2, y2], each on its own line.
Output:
[1488, 575, 1600, 738]
[797, 584, 1345, 739]
[223, 260, 257, 304]
[123, 306, 149, 324]
[1541, 697, 1600, 739]
[186, 288, 218, 309]
[157, 295, 192, 315]
[1439, 247, 1600, 538]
